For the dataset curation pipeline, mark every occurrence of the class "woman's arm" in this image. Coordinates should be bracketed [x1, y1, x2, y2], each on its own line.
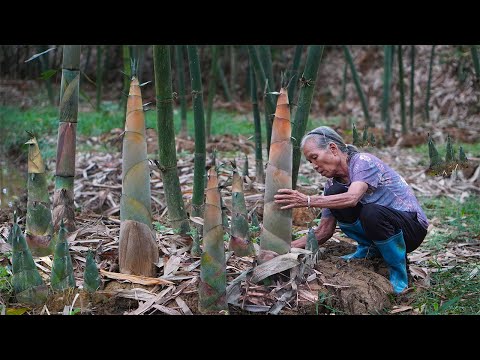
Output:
[274, 181, 369, 210]
[291, 215, 337, 248]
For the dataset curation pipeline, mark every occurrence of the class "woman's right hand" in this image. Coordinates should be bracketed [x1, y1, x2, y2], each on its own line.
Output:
[291, 235, 308, 248]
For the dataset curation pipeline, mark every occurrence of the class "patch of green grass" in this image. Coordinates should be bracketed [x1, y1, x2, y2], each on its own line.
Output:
[420, 195, 480, 249]
[0, 265, 13, 295]
[0, 106, 260, 157]
[411, 195, 480, 314]
[412, 263, 480, 314]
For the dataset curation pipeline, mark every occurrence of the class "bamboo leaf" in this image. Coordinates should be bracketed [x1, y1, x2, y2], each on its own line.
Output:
[40, 69, 58, 80]
[24, 47, 56, 63]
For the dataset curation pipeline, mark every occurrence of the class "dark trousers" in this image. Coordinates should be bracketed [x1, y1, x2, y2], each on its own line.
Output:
[324, 180, 427, 253]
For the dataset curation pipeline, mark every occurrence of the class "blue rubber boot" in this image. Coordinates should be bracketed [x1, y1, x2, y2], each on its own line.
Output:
[339, 219, 380, 260]
[373, 231, 408, 294]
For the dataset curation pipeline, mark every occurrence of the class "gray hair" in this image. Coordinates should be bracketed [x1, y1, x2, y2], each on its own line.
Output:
[300, 126, 359, 161]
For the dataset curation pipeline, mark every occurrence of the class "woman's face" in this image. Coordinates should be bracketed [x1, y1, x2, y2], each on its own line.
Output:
[303, 138, 341, 178]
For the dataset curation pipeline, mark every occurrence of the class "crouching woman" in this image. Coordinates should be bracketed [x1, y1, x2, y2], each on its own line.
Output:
[274, 126, 428, 294]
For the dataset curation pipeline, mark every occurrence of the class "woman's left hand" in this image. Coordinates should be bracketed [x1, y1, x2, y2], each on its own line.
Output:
[273, 189, 308, 210]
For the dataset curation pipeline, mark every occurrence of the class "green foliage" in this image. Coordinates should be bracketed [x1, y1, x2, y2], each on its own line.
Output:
[0, 266, 13, 294]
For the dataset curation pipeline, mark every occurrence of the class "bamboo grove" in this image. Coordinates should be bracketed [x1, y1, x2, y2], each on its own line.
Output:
[3, 44, 478, 312]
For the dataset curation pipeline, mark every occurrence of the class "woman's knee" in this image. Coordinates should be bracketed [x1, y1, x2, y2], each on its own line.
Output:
[359, 204, 393, 239]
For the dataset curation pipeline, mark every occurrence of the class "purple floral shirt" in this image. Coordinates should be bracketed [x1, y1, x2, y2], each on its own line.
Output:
[321, 153, 429, 229]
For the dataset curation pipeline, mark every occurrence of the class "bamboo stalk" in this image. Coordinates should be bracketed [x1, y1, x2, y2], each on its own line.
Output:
[259, 45, 275, 99]
[25, 135, 55, 257]
[287, 45, 304, 107]
[342, 45, 371, 127]
[398, 45, 407, 135]
[187, 45, 207, 257]
[175, 45, 188, 137]
[247, 45, 275, 154]
[50, 220, 75, 290]
[37, 45, 55, 106]
[153, 45, 190, 236]
[229, 166, 254, 257]
[382, 45, 393, 136]
[198, 166, 227, 313]
[216, 49, 233, 102]
[470, 45, 480, 81]
[96, 45, 103, 111]
[291, 45, 324, 189]
[409, 45, 415, 129]
[206, 45, 218, 140]
[120, 45, 130, 114]
[230, 45, 236, 95]
[52, 45, 81, 232]
[259, 87, 292, 263]
[11, 215, 48, 305]
[425, 45, 436, 122]
[119, 76, 159, 276]
[249, 63, 264, 184]
[83, 251, 101, 293]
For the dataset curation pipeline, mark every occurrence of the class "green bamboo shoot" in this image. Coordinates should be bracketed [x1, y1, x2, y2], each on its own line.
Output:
[25, 135, 54, 257]
[50, 220, 75, 291]
[259, 87, 292, 263]
[305, 227, 318, 254]
[53, 45, 81, 232]
[352, 123, 361, 146]
[83, 251, 101, 293]
[229, 166, 254, 257]
[119, 76, 159, 276]
[11, 216, 48, 305]
[427, 133, 443, 175]
[445, 134, 455, 163]
[198, 166, 227, 313]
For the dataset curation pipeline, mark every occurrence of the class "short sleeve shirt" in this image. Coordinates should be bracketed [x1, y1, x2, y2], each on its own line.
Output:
[321, 153, 429, 229]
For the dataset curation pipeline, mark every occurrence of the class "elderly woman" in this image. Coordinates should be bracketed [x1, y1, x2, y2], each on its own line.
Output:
[274, 126, 428, 294]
